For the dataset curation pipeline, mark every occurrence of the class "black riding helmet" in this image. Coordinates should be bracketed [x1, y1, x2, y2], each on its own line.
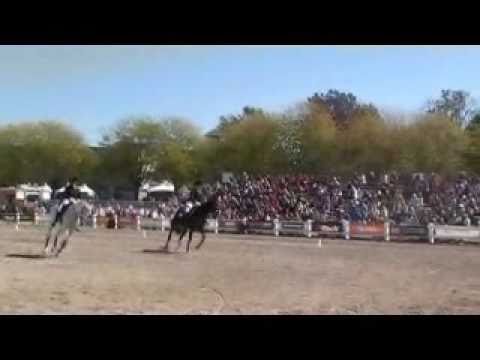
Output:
[64, 177, 80, 198]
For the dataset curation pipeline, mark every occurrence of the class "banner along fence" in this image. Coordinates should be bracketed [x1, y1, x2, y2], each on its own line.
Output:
[390, 224, 428, 242]
[349, 223, 385, 239]
[218, 219, 244, 234]
[312, 221, 343, 238]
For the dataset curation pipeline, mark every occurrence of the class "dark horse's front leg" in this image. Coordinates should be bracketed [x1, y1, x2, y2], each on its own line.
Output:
[195, 228, 206, 250]
[163, 227, 174, 251]
[186, 229, 194, 253]
[164, 221, 188, 252]
[174, 229, 188, 252]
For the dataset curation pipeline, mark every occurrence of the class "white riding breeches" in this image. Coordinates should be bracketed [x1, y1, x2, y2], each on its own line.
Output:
[58, 198, 76, 213]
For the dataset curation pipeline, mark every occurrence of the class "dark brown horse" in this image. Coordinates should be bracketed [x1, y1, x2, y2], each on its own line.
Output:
[163, 197, 218, 253]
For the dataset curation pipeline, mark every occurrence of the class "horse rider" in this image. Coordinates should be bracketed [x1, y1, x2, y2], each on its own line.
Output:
[190, 180, 204, 207]
[177, 180, 203, 218]
[51, 177, 81, 227]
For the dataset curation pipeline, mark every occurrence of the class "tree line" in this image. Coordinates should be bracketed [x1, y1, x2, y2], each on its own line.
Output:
[1, 89, 480, 197]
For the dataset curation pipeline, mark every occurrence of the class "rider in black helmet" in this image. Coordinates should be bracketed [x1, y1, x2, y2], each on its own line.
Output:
[51, 177, 80, 226]
[176, 180, 203, 219]
[190, 180, 203, 206]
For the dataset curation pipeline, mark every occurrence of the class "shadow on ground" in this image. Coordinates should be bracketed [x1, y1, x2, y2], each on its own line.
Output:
[5, 253, 48, 259]
[142, 249, 176, 255]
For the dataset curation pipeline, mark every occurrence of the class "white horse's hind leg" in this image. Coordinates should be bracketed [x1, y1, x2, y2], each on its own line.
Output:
[52, 229, 61, 252]
[55, 230, 71, 257]
[44, 224, 56, 255]
[44, 231, 51, 254]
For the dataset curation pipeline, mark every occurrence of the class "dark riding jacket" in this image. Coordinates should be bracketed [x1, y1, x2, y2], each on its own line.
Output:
[190, 188, 203, 204]
[60, 183, 80, 200]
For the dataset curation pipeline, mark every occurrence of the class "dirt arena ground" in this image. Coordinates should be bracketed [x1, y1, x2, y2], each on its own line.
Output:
[1, 224, 480, 314]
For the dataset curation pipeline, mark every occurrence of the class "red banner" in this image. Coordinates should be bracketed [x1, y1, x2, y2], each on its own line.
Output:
[350, 223, 384, 236]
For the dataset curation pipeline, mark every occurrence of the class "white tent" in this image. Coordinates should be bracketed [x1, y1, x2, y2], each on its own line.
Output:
[138, 180, 174, 200]
[148, 181, 174, 193]
[39, 183, 52, 201]
[17, 184, 38, 192]
[56, 183, 95, 198]
[39, 183, 52, 193]
[16, 183, 52, 201]
[79, 184, 95, 197]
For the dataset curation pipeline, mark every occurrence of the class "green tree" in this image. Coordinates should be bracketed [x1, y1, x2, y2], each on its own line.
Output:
[291, 102, 338, 174]
[214, 111, 285, 174]
[402, 114, 467, 174]
[427, 89, 476, 128]
[466, 112, 480, 133]
[307, 89, 379, 128]
[0, 121, 97, 188]
[274, 116, 303, 172]
[207, 106, 265, 139]
[100, 116, 201, 196]
[190, 137, 223, 182]
[338, 110, 391, 174]
[464, 118, 480, 174]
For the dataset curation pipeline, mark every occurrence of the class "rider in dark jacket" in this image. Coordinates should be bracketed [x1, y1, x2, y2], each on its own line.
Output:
[176, 181, 203, 219]
[52, 177, 80, 226]
[189, 180, 203, 205]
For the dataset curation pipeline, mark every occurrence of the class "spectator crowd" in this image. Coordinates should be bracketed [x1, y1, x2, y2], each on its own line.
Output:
[210, 171, 480, 226]
[43, 171, 479, 227]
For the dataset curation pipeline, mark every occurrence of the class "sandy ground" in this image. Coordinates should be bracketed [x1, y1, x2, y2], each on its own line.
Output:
[1, 224, 480, 314]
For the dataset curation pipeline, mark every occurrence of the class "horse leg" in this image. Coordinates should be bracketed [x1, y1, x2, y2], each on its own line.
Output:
[163, 228, 174, 251]
[186, 230, 194, 253]
[174, 229, 188, 252]
[52, 230, 60, 254]
[55, 230, 71, 257]
[44, 223, 54, 249]
[53, 220, 68, 253]
[195, 229, 206, 250]
[75, 215, 82, 232]
[44, 225, 55, 255]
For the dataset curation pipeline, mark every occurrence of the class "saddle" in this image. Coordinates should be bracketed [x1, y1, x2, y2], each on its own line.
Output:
[177, 203, 200, 219]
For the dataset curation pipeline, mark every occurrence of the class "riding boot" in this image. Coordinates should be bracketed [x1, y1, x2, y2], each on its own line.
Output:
[54, 206, 67, 225]
[50, 212, 61, 227]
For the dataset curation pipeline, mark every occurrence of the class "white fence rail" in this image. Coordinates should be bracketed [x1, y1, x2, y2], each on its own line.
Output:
[431, 225, 480, 244]
[4, 210, 480, 245]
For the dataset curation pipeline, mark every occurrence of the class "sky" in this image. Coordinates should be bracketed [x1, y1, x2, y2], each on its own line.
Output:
[0, 45, 479, 145]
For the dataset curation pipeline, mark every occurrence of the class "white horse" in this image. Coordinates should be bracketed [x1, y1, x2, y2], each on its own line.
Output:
[44, 200, 92, 257]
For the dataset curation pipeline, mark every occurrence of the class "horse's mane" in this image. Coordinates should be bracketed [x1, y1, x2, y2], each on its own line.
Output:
[190, 197, 216, 217]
